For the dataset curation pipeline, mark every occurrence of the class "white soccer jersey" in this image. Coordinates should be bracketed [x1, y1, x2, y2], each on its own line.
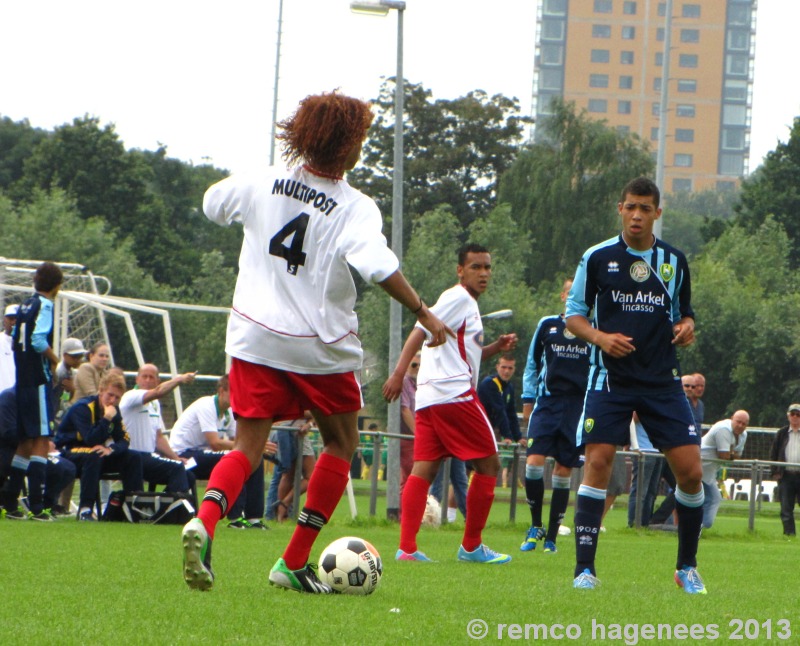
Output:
[119, 389, 165, 453]
[169, 395, 236, 454]
[204, 165, 399, 375]
[415, 284, 484, 410]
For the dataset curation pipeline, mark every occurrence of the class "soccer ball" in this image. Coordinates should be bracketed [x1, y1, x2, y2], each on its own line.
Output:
[318, 536, 383, 595]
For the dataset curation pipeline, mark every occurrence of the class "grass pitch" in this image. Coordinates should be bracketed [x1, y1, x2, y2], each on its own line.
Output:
[1, 494, 797, 645]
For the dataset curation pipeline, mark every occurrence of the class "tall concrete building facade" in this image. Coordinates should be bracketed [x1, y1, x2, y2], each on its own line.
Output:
[531, 0, 757, 192]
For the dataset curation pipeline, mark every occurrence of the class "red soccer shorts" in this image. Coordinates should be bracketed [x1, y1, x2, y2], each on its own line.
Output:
[229, 357, 363, 420]
[413, 390, 498, 462]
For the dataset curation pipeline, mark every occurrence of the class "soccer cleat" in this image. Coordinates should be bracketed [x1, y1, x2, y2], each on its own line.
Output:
[573, 568, 600, 589]
[543, 540, 557, 553]
[29, 509, 56, 522]
[5, 508, 28, 520]
[268, 558, 333, 594]
[227, 518, 248, 529]
[246, 519, 269, 530]
[77, 509, 97, 522]
[520, 525, 546, 552]
[395, 548, 434, 562]
[182, 518, 214, 591]
[457, 544, 511, 564]
[51, 504, 72, 518]
[674, 566, 707, 595]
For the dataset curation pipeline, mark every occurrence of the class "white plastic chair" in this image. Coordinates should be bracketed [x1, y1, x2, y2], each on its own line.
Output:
[759, 480, 778, 503]
[733, 479, 751, 501]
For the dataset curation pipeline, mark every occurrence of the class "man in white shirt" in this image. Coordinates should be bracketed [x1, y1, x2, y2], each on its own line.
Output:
[0, 304, 18, 392]
[119, 364, 196, 495]
[384, 244, 518, 565]
[700, 410, 749, 528]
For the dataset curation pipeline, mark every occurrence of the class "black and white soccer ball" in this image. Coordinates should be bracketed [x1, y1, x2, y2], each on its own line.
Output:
[318, 536, 383, 595]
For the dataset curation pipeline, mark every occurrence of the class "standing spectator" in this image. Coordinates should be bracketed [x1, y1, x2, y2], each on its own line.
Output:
[566, 177, 706, 594]
[478, 353, 523, 488]
[0, 304, 18, 392]
[627, 415, 663, 528]
[182, 92, 448, 593]
[55, 371, 144, 520]
[519, 278, 590, 553]
[771, 404, 800, 536]
[72, 342, 111, 403]
[170, 375, 268, 529]
[682, 374, 705, 430]
[119, 364, 198, 496]
[700, 411, 749, 529]
[385, 243, 517, 565]
[3, 262, 63, 521]
[399, 352, 421, 492]
[271, 415, 317, 522]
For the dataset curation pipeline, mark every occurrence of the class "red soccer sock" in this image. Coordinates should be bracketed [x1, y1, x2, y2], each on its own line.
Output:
[282, 452, 350, 571]
[462, 472, 496, 552]
[197, 450, 251, 540]
[398, 474, 430, 554]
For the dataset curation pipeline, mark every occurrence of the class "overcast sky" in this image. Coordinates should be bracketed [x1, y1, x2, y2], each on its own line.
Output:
[2, 0, 797, 177]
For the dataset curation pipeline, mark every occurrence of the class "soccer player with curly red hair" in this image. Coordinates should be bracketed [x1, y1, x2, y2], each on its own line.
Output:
[181, 91, 450, 593]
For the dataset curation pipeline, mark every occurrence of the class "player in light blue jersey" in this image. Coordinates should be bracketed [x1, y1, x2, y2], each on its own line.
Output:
[566, 177, 706, 594]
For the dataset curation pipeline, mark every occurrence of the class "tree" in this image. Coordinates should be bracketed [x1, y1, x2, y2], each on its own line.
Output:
[349, 81, 531, 241]
[497, 98, 654, 286]
[735, 116, 800, 266]
[0, 116, 47, 190]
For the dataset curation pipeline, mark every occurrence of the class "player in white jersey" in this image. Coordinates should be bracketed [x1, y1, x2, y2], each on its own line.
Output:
[181, 92, 449, 593]
[384, 244, 518, 565]
[118, 364, 196, 495]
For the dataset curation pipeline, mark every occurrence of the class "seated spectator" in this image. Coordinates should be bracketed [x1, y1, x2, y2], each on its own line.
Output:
[0, 387, 76, 517]
[119, 364, 197, 498]
[55, 372, 144, 521]
[71, 342, 111, 403]
[169, 374, 270, 529]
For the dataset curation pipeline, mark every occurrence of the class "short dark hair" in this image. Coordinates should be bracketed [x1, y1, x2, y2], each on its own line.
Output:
[497, 352, 516, 363]
[33, 262, 63, 293]
[458, 243, 489, 266]
[217, 374, 229, 391]
[620, 177, 660, 208]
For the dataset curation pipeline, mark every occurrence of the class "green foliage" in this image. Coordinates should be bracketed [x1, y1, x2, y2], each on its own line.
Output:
[498, 98, 654, 286]
[0, 115, 47, 189]
[350, 80, 531, 242]
[736, 116, 800, 266]
[685, 217, 800, 423]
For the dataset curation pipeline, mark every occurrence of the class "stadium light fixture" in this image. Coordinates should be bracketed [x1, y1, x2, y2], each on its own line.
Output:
[350, 0, 406, 16]
[482, 309, 513, 320]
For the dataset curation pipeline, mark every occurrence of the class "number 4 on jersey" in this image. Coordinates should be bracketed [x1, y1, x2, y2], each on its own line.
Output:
[269, 213, 309, 275]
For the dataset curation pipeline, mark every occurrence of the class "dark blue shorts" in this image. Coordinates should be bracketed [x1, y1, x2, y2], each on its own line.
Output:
[577, 387, 700, 450]
[16, 384, 54, 440]
[526, 395, 585, 468]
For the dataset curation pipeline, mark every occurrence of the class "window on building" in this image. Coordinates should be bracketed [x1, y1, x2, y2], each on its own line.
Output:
[726, 54, 748, 76]
[592, 24, 611, 38]
[676, 104, 696, 117]
[591, 49, 610, 63]
[728, 29, 749, 51]
[588, 99, 608, 113]
[620, 50, 634, 64]
[544, 0, 567, 15]
[679, 54, 698, 68]
[590, 73, 609, 88]
[672, 178, 693, 192]
[656, 27, 664, 41]
[728, 5, 749, 26]
[654, 77, 662, 92]
[723, 104, 747, 126]
[674, 153, 693, 167]
[542, 20, 566, 40]
[623, 1, 637, 14]
[723, 79, 748, 101]
[716, 181, 736, 192]
[541, 44, 564, 65]
[618, 100, 632, 114]
[675, 128, 694, 142]
[655, 52, 663, 66]
[652, 103, 661, 116]
[682, 4, 701, 18]
[622, 26, 636, 39]
[680, 29, 700, 43]
[617, 125, 631, 135]
[593, 0, 612, 13]
[650, 127, 659, 141]
[677, 79, 697, 93]
[722, 128, 746, 150]
[539, 68, 563, 91]
[719, 153, 744, 175]
[619, 75, 633, 89]
[658, 2, 666, 16]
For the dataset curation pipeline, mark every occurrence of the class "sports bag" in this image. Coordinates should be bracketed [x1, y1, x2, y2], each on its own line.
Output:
[103, 491, 195, 524]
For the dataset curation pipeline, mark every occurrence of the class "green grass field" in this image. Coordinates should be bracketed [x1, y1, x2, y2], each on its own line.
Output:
[1, 490, 797, 645]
